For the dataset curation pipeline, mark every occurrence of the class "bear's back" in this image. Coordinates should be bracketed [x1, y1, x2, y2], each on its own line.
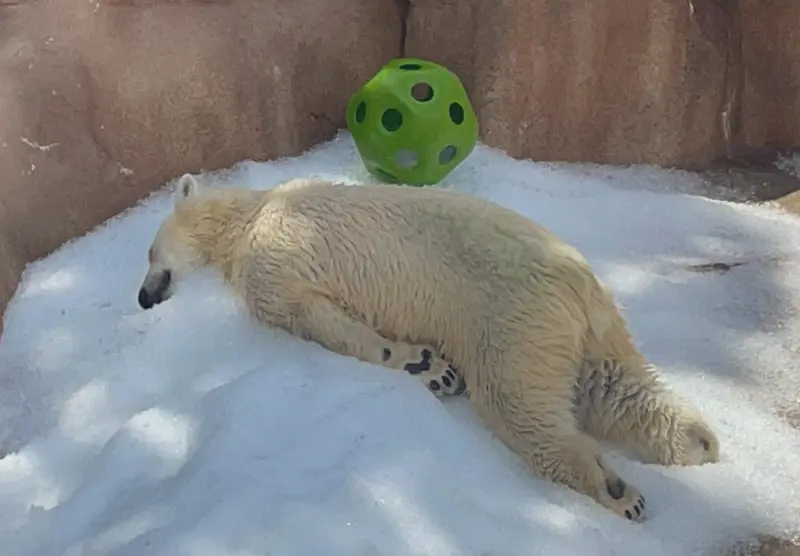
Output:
[261, 181, 589, 279]
[237, 180, 610, 356]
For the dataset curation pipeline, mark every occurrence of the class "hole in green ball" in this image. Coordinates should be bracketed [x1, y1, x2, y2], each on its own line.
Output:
[438, 145, 458, 165]
[354, 101, 366, 123]
[449, 103, 465, 125]
[395, 150, 419, 168]
[381, 109, 403, 132]
[399, 63, 422, 71]
[411, 82, 434, 102]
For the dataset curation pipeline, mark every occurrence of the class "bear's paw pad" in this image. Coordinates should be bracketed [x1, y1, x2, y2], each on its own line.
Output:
[398, 345, 466, 397]
[602, 477, 647, 522]
[422, 363, 466, 397]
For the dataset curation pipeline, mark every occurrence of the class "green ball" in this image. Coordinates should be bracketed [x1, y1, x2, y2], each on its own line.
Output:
[345, 58, 479, 187]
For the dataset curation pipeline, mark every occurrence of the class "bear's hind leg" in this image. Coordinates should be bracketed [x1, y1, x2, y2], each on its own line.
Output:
[468, 315, 648, 521]
[490, 402, 648, 521]
[291, 295, 465, 396]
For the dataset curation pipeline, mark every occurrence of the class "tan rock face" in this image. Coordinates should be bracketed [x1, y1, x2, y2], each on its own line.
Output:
[405, 0, 800, 169]
[740, 0, 800, 156]
[2, 0, 800, 335]
[405, 0, 733, 169]
[0, 0, 402, 333]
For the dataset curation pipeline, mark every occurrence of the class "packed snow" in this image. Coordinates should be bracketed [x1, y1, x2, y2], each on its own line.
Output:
[1, 131, 799, 556]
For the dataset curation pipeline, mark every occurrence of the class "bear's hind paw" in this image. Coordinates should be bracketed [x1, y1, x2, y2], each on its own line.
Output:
[599, 475, 647, 523]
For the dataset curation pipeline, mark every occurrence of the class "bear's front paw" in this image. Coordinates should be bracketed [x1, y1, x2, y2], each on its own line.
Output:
[390, 344, 466, 397]
[417, 360, 466, 397]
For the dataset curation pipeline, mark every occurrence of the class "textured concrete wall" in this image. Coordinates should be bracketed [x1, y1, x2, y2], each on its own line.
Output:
[0, 0, 402, 333]
[406, 0, 800, 168]
[2, 0, 800, 332]
[739, 0, 800, 156]
[406, 0, 729, 168]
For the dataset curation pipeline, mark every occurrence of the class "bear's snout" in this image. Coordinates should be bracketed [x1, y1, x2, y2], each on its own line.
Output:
[138, 269, 172, 310]
[138, 287, 155, 310]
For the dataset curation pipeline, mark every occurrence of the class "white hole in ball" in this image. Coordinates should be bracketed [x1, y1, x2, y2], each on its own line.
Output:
[395, 150, 419, 169]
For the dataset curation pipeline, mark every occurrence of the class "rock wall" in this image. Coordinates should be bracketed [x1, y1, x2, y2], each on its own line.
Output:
[0, 0, 402, 333]
[739, 0, 800, 156]
[1, 0, 800, 332]
[406, 0, 800, 168]
[406, 0, 734, 168]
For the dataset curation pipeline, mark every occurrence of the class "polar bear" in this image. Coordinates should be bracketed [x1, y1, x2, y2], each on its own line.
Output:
[137, 173, 720, 522]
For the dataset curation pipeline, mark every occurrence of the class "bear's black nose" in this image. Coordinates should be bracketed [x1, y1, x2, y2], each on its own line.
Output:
[138, 270, 171, 310]
[138, 287, 154, 310]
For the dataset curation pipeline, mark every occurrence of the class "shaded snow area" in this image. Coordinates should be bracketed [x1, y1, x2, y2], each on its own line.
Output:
[1, 131, 799, 556]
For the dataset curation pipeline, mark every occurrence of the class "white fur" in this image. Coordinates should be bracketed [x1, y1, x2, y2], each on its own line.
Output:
[138, 175, 721, 521]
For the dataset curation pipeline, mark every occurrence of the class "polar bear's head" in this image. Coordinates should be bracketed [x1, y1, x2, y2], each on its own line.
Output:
[137, 174, 212, 309]
[673, 406, 721, 465]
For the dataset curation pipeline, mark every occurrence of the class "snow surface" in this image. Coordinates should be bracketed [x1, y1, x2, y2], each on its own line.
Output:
[1, 131, 799, 556]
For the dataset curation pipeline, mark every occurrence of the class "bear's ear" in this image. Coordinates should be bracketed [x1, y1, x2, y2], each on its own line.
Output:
[174, 173, 201, 206]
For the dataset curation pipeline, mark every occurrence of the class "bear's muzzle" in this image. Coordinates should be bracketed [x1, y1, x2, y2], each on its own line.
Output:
[138, 269, 172, 309]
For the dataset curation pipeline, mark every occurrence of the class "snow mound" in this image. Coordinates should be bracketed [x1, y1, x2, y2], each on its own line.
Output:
[0, 131, 798, 556]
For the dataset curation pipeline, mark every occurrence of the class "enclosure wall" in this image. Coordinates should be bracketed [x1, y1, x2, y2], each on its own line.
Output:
[1, 0, 799, 333]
